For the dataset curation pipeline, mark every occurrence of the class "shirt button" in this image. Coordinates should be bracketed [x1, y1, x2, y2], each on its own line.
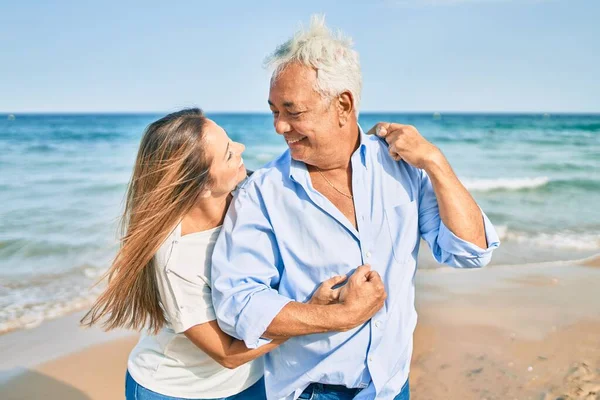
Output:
[368, 356, 373, 362]
[375, 320, 381, 328]
[366, 251, 372, 258]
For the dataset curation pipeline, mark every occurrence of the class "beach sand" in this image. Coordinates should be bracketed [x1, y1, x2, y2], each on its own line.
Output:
[410, 260, 600, 400]
[2, 261, 599, 400]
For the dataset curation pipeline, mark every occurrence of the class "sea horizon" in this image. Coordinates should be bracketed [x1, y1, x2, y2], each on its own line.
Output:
[3, 111, 600, 116]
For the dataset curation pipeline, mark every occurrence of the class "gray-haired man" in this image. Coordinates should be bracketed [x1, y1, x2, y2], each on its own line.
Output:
[212, 16, 500, 400]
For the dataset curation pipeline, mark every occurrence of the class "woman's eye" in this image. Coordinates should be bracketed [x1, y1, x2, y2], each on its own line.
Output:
[227, 151, 233, 160]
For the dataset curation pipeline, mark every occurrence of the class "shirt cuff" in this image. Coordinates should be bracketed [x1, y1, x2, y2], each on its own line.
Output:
[437, 209, 500, 258]
[236, 288, 292, 349]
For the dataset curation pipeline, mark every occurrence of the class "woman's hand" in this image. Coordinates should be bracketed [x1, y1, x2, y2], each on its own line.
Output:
[307, 275, 347, 305]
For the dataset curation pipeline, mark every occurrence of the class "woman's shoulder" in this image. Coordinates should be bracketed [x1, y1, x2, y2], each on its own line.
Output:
[154, 223, 181, 270]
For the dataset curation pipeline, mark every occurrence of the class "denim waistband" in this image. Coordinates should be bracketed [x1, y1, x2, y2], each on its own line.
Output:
[302, 383, 363, 396]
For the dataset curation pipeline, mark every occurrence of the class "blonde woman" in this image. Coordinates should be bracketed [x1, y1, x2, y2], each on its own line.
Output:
[82, 109, 353, 400]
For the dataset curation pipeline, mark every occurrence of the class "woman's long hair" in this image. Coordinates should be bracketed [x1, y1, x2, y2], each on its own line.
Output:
[81, 108, 212, 333]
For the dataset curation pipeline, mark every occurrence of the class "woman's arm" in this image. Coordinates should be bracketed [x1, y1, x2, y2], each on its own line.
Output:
[184, 274, 348, 369]
[184, 320, 283, 369]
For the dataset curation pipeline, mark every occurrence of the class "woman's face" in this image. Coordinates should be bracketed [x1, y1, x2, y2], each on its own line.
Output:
[203, 119, 247, 196]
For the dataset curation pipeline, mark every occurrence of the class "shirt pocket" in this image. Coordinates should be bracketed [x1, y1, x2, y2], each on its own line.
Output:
[384, 199, 419, 265]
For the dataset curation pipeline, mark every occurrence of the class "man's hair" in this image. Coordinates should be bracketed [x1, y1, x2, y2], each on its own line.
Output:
[264, 15, 362, 114]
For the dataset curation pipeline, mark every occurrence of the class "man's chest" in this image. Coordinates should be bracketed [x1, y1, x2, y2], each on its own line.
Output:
[310, 180, 358, 230]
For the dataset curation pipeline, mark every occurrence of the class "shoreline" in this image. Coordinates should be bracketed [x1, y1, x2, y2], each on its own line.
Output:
[2, 259, 599, 399]
[2, 249, 598, 337]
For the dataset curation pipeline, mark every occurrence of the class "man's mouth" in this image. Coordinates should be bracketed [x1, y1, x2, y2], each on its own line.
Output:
[286, 137, 306, 145]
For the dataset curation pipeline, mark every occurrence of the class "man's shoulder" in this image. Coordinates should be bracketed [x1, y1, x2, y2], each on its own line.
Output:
[238, 150, 291, 194]
[365, 134, 421, 173]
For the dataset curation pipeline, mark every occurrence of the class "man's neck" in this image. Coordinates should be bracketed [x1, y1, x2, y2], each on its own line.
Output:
[312, 122, 361, 172]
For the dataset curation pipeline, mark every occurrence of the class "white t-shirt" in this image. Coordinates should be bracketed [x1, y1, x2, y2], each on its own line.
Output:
[127, 223, 263, 399]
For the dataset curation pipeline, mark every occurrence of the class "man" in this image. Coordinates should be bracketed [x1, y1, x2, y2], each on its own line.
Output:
[212, 16, 500, 400]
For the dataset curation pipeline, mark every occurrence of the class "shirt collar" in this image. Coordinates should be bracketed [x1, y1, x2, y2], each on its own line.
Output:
[357, 123, 368, 167]
[287, 124, 369, 182]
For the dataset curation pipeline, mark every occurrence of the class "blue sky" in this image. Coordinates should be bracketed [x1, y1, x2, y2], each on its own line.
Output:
[1, 0, 598, 113]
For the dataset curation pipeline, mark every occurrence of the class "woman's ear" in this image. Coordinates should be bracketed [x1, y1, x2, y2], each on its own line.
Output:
[337, 90, 354, 126]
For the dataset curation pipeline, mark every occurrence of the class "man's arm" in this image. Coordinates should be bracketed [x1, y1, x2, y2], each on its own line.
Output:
[421, 153, 486, 248]
[264, 266, 386, 339]
[367, 123, 500, 267]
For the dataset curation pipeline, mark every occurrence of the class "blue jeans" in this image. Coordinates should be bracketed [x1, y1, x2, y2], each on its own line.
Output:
[298, 379, 409, 400]
[125, 371, 266, 400]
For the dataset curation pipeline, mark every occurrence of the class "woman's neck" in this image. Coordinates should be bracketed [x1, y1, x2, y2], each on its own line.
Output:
[181, 194, 232, 236]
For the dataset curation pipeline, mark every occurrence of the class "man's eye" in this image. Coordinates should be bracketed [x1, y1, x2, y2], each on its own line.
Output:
[289, 111, 302, 117]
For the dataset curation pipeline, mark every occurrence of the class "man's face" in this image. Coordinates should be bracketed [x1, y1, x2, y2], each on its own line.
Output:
[268, 63, 341, 166]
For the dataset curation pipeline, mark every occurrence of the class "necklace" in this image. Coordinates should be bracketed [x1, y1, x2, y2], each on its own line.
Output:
[315, 166, 353, 200]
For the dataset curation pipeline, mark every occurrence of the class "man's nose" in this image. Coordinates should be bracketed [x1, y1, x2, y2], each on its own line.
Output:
[274, 116, 291, 135]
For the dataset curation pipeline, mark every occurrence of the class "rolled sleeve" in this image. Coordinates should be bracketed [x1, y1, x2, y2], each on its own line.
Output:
[418, 169, 500, 268]
[166, 280, 216, 334]
[436, 209, 500, 268]
[236, 287, 291, 349]
[211, 183, 292, 349]
[156, 243, 218, 333]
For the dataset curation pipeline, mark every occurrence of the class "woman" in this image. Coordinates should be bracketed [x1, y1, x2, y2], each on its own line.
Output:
[81, 109, 345, 400]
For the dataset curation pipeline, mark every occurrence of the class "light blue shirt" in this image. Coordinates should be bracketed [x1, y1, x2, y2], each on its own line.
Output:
[211, 128, 500, 400]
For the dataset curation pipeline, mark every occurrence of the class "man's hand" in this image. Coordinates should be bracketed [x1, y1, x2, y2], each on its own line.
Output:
[367, 122, 443, 169]
[263, 265, 387, 338]
[308, 275, 347, 305]
[338, 265, 387, 329]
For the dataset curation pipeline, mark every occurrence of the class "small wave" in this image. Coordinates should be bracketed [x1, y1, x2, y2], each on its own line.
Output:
[0, 263, 108, 334]
[26, 143, 59, 153]
[0, 238, 102, 259]
[496, 226, 600, 251]
[0, 291, 102, 334]
[1, 263, 105, 289]
[551, 122, 600, 132]
[463, 177, 550, 192]
[535, 162, 590, 172]
[549, 179, 600, 191]
[464, 176, 600, 194]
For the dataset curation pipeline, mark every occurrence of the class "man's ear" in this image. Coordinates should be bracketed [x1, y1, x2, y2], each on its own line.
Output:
[337, 91, 355, 126]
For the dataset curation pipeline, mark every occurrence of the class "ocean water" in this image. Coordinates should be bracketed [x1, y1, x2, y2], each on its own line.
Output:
[1, 113, 599, 333]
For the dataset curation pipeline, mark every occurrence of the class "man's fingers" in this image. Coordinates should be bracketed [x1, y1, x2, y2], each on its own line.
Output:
[323, 275, 347, 288]
[388, 145, 402, 162]
[368, 123, 410, 139]
[366, 122, 391, 137]
[351, 264, 371, 282]
[389, 150, 402, 162]
[328, 286, 343, 296]
[365, 270, 383, 284]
